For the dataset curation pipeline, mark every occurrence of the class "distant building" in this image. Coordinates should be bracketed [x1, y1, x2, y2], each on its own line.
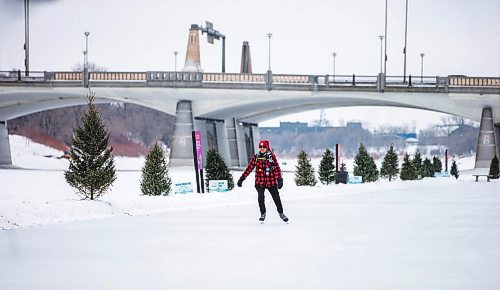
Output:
[260, 121, 364, 135]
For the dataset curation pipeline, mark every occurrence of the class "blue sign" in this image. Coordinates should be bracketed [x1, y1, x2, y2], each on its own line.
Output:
[348, 176, 363, 184]
[208, 180, 229, 192]
[174, 182, 194, 194]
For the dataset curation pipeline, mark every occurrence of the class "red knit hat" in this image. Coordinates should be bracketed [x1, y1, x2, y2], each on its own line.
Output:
[258, 140, 270, 150]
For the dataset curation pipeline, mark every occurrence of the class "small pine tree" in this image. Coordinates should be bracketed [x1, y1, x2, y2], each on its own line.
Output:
[65, 91, 116, 200]
[489, 155, 499, 179]
[353, 143, 379, 183]
[205, 147, 234, 190]
[450, 160, 459, 179]
[422, 157, 434, 178]
[400, 153, 418, 181]
[432, 156, 443, 174]
[380, 145, 399, 181]
[340, 162, 347, 172]
[140, 142, 172, 196]
[295, 150, 317, 186]
[413, 150, 423, 179]
[318, 148, 336, 185]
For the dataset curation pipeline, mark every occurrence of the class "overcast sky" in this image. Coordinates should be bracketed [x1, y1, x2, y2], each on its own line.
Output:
[1, 0, 499, 129]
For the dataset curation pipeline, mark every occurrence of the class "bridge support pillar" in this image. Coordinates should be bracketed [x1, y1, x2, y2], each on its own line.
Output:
[169, 101, 195, 166]
[194, 118, 231, 166]
[475, 107, 497, 168]
[0, 121, 12, 166]
[495, 123, 500, 158]
[224, 119, 260, 168]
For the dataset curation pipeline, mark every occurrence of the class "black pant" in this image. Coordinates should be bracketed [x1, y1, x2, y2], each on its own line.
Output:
[255, 185, 284, 214]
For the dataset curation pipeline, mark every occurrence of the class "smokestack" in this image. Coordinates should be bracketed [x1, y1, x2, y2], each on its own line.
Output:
[183, 24, 202, 72]
[240, 41, 252, 74]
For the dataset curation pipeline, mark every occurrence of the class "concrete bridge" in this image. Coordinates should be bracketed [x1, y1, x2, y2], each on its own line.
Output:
[1, 71, 499, 169]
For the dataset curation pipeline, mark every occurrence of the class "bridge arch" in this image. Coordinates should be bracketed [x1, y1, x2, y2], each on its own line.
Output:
[1, 85, 499, 168]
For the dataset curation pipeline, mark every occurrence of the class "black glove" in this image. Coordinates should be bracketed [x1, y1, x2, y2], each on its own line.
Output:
[277, 177, 283, 189]
[237, 176, 245, 187]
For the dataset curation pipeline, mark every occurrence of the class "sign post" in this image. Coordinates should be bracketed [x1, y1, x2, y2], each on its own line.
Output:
[192, 131, 205, 193]
[445, 148, 449, 172]
[335, 144, 341, 184]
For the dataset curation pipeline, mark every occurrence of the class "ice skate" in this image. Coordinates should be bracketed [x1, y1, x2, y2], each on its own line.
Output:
[259, 213, 266, 223]
[279, 213, 289, 223]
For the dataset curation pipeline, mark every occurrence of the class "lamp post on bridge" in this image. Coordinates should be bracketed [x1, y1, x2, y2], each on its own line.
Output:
[83, 31, 90, 87]
[332, 52, 337, 81]
[383, 0, 388, 76]
[403, 0, 409, 83]
[174, 51, 178, 72]
[267, 33, 273, 72]
[420, 53, 425, 83]
[378, 35, 384, 74]
[23, 0, 30, 76]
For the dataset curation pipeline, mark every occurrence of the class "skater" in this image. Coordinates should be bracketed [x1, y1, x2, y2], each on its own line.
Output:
[237, 140, 289, 223]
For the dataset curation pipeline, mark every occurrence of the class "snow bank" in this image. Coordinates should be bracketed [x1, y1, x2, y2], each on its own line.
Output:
[0, 135, 491, 230]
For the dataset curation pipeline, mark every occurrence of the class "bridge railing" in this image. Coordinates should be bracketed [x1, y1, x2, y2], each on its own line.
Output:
[325, 75, 379, 86]
[203, 73, 266, 83]
[272, 74, 310, 84]
[448, 76, 500, 87]
[52, 71, 83, 81]
[147, 71, 201, 82]
[0, 70, 49, 82]
[92, 72, 146, 81]
[1, 70, 499, 92]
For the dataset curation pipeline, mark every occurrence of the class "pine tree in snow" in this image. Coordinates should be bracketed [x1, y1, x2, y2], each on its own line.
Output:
[450, 160, 459, 179]
[295, 150, 317, 186]
[65, 91, 116, 200]
[318, 148, 336, 185]
[205, 147, 234, 190]
[432, 156, 443, 174]
[140, 142, 172, 196]
[353, 143, 379, 183]
[489, 155, 499, 179]
[413, 150, 423, 179]
[380, 145, 399, 181]
[400, 153, 417, 181]
[422, 157, 434, 178]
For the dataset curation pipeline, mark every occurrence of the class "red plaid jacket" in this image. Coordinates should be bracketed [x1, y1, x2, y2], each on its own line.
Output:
[242, 151, 282, 188]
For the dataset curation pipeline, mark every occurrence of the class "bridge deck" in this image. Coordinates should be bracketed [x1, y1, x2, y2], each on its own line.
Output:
[1, 71, 499, 94]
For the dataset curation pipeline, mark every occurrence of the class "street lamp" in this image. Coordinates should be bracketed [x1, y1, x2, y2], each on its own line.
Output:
[384, 0, 388, 76]
[332, 52, 337, 81]
[174, 51, 178, 72]
[84, 32, 90, 70]
[24, 0, 30, 76]
[267, 33, 272, 72]
[83, 31, 90, 87]
[420, 53, 425, 83]
[378, 35, 384, 74]
[403, 0, 409, 83]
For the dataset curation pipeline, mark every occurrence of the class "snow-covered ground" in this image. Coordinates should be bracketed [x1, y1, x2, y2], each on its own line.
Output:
[1, 135, 499, 289]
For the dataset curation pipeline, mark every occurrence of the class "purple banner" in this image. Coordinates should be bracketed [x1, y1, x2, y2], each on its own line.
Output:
[194, 131, 203, 170]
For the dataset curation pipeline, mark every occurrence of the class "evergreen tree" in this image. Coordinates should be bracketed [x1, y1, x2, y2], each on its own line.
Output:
[353, 143, 379, 183]
[380, 145, 399, 181]
[340, 162, 347, 172]
[413, 150, 423, 179]
[400, 153, 418, 180]
[65, 91, 116, 200]
[432, 156, 443, 174]
[140, 142, 171, 196]
[295, 150, 317, 186]
[489, 155, 499, 179]
[318, 148, 336, 185]
[450, 160, 459, 179]
[422, 157, 434, 178]
[205, 147, 234, 190]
